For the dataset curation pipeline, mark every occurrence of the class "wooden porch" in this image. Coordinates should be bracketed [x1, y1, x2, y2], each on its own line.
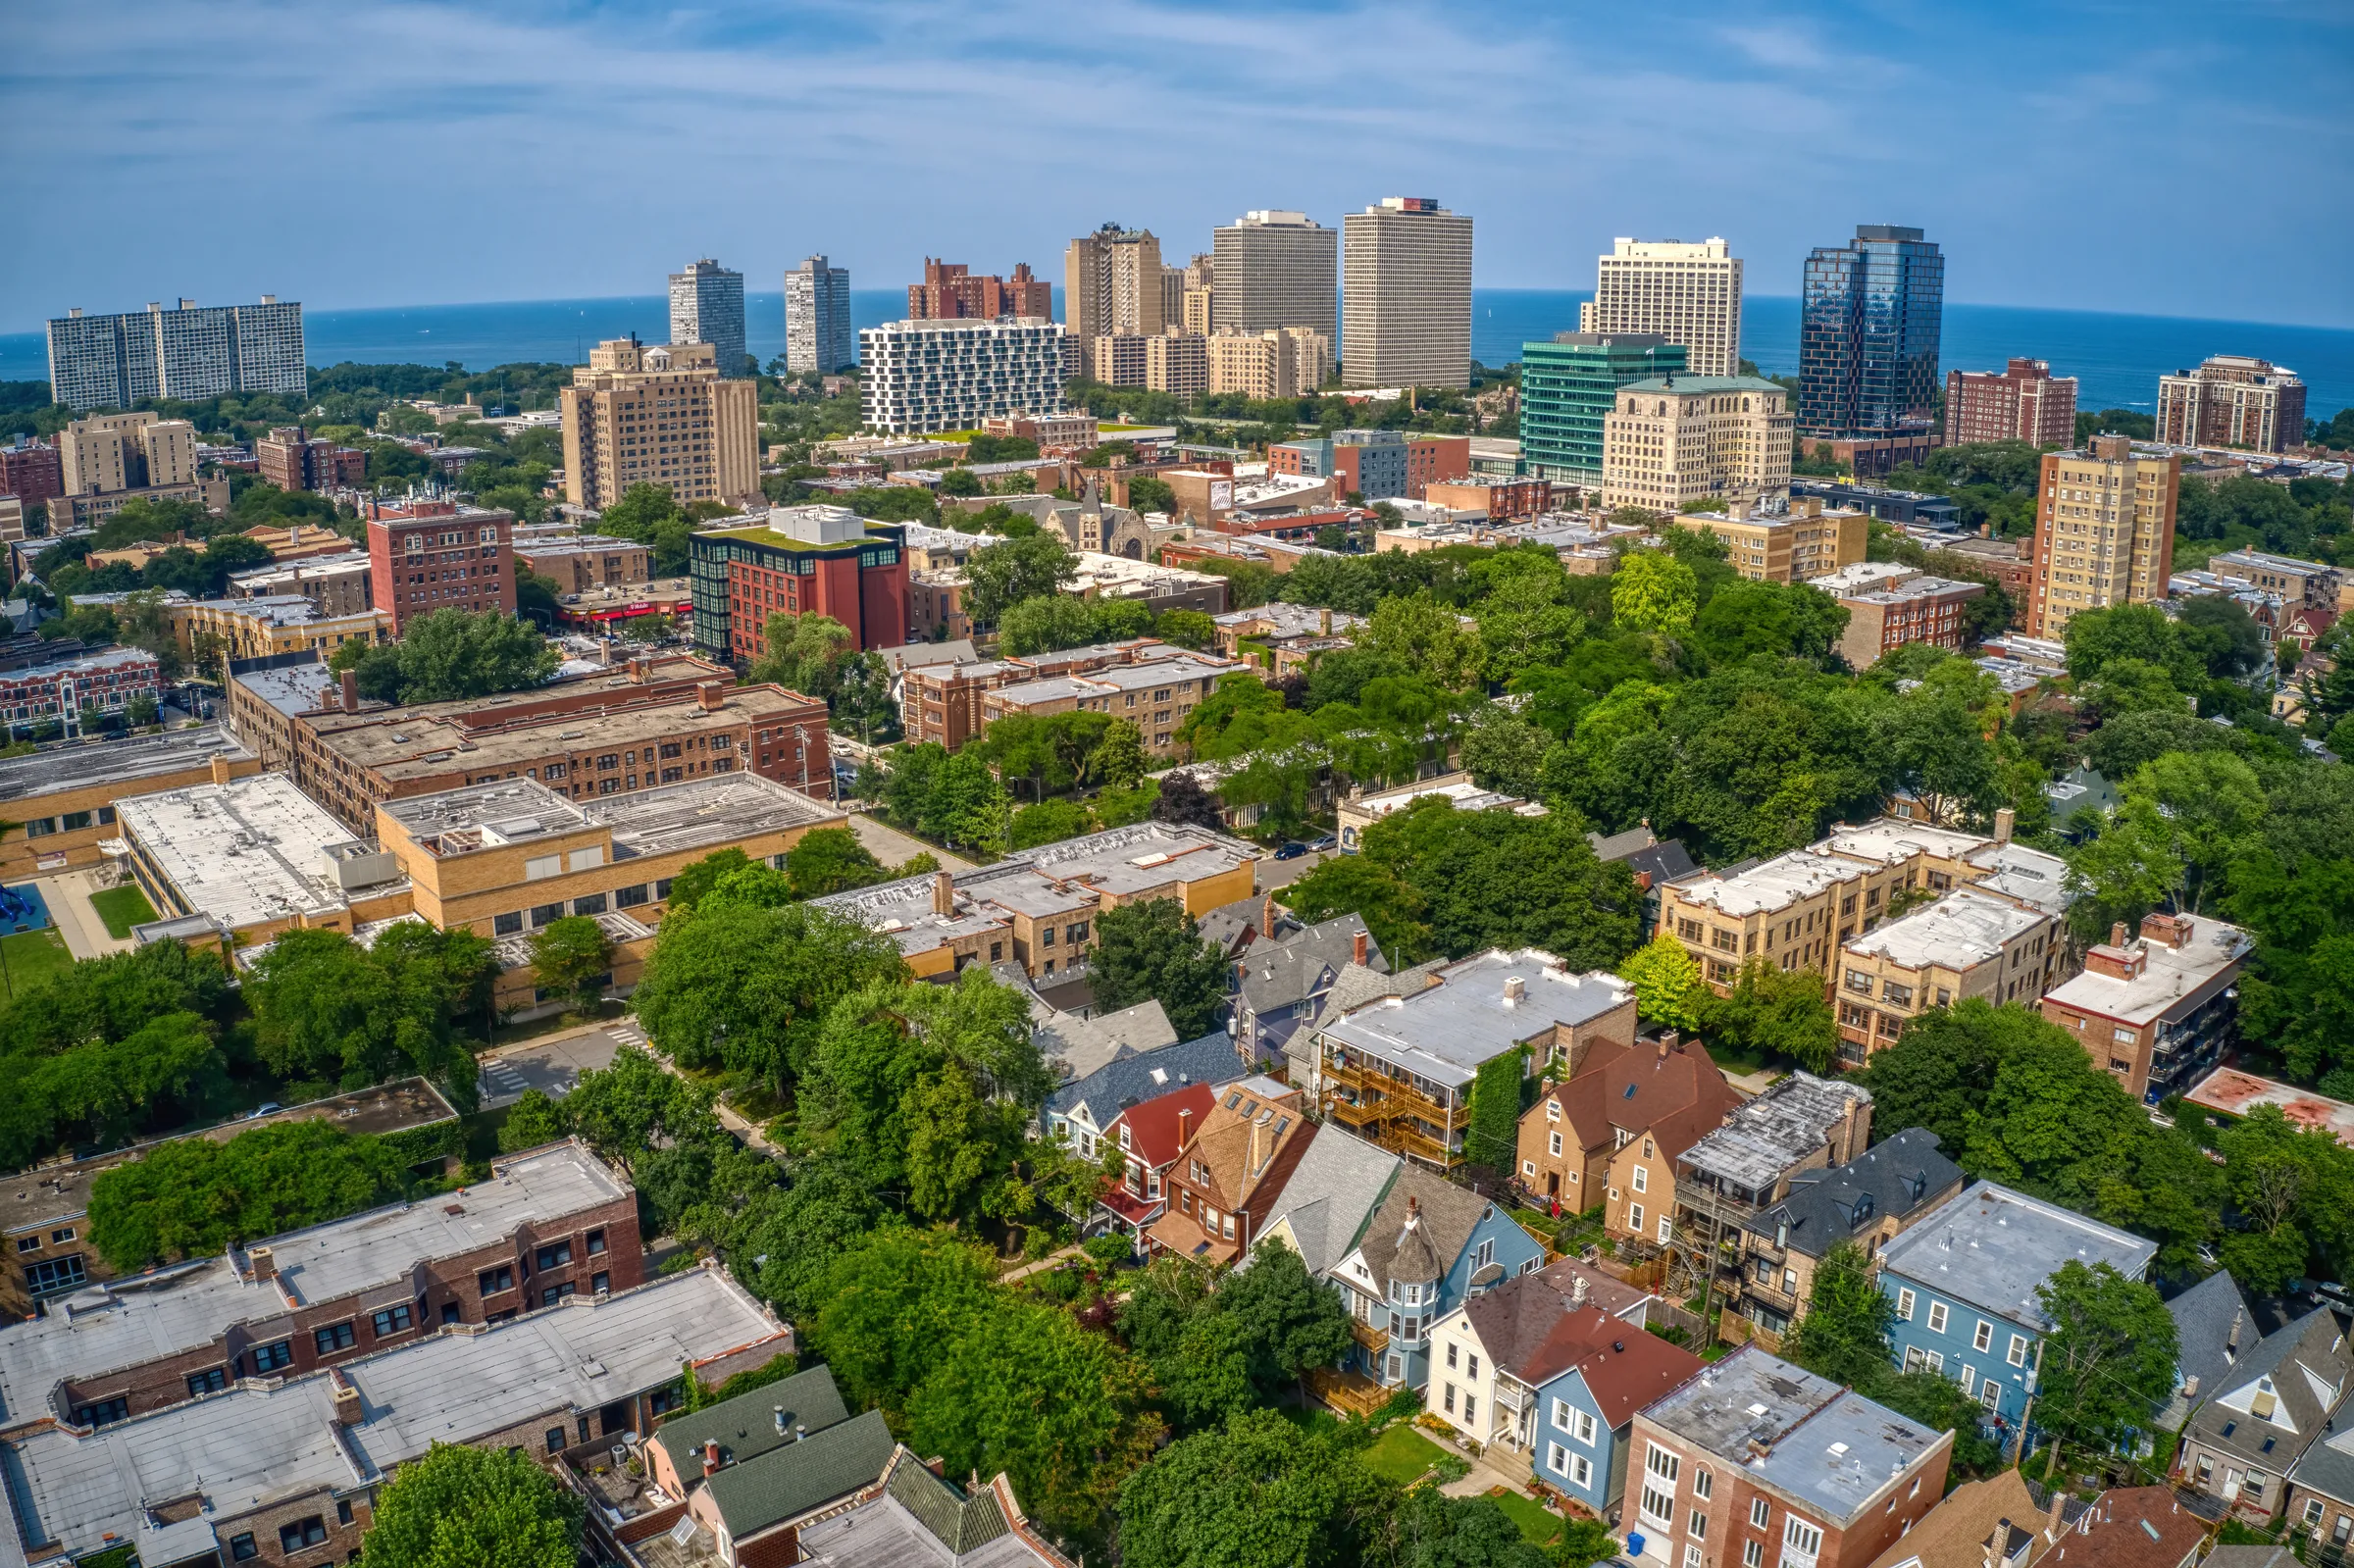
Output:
[1307, 1367, 1391, 1420]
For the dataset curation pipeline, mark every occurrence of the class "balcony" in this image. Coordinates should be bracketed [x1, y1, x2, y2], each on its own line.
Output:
[1351, 1318, 1392, 1354]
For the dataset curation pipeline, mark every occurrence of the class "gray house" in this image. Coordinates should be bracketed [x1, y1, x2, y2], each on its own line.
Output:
[1232, 913, 1388, 1071]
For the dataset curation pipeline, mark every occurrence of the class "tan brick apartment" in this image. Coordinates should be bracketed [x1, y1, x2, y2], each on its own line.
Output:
[0, 726, 261, 882]
[983, 651, 1245, 756]
[512, 532, 652, 592]
[0, 1139, 640, 1428]
[225, 550, 375, 617]
[2156, 355, 2307, 455]
[2209, 548, 2341, 611]
[1601, 375, 1794, 512]
[897, 638, 1209, 752]
[561, 336, 761, 510]
[1673, 496, 1867, 583]
[171, 593, 390, 666]
[1833, 887, 2065, 1067]
[2024, 437, 2180, 639]
[813, 822, 1258, 982]
[227, 652, 833, 835]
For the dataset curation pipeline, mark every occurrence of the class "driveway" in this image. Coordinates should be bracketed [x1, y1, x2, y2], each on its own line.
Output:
[1255, 848, 1333, 894]
[848, 813, 973, 875]
[477, 1020, 635, 1109]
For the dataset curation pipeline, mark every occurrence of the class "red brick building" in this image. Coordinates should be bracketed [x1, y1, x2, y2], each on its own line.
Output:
[1625, 1344, 1951, 1568]
[0, 439, 64, 511]
[1830, 573, 1987, 669]
[1142, 1077, 1315, 1266]
[906, 258, 1055, 321]
[1944, 360, 2078, 448]
[365, 497, 518, 632]
[690, 509, 909, 663]
[256, 426, 368, 492]
[1424, 475, 1552, 520]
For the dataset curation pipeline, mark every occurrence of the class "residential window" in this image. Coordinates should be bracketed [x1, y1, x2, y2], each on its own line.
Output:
[230, 1534, 259, 1561]
[1632, 1166, 1648, 1194]
[336, 1500, 353, 1526]
[13, 1237, 35, 1253]
[1927, 1301, 1949, 1334]
[188, 1367, 228, 1396]
[541, 1282, 577, 1308]
[251, 1340, 292, 1373]
[1464, 1395, 1477, 1424]
[1571, 1453, 1593, 1488]
[1445, 1383, 1458, 1414]
[479, 1265, 515, 1295]
[1692, 1512, 1710, 1541]
[51, 1227, 73, 1243]
[372, 1304, 413, 1338]
[530, 902, 564, 928]
[1783, 1517, 1824, 1568]
[1628, 1202, 1644, 1232]
[587, 1229, 606, 1255]
[2303, 1500, 2326, 1529]
[1548, 1442, 1570, 1478]
[1973, 1320, 1994, 1352]
[572, 892, 608, 916]
[1549, 1131, 1563, 1157]
[546, 1426, 567, 1454]
[1693, 1468, 1712, 1500]
[1448, 1342, 1458, 1370]
[2007, 1334, 2028, 1367]
[1746, 1544, 1765, 1568]
[494, 911, 524, 936]
[74, 1396, 128, 1427]
[537, 1241, 573, 1270]
[615, 884, 649, 908]
[281, 1517, 330, 1554]
[315, 1322, 356, 1353]
[1896, 1288, 1917, 1320]
[1647, 1443, 1680, 1486]
[591, 1271, 609, 1294]
[1752, 1498, 1771, 1529]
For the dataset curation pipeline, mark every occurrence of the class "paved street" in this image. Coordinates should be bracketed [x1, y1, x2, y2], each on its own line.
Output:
[476, 1019, 638, 1109]
[1254, 847, 1334, 894]
[848, 813, 973, 875]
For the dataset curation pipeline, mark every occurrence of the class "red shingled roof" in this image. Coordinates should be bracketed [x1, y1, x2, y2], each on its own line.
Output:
[1109, 1082, 1218, 1169]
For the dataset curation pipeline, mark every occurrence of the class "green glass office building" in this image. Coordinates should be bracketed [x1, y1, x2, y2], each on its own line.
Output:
[1520, 332, 1687, 487]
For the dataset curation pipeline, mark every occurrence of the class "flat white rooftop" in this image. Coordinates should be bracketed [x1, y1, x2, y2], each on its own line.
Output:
[113, 773, 403, 930]
[1840, 887, 2046, 971]
[2043, 914, 2253, 1026]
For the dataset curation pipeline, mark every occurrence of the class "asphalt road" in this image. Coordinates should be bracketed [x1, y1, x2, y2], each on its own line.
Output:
[848, 813, 974, 874]
[476, 1021, 638, 1110]
[1254, 847, 1335, 893]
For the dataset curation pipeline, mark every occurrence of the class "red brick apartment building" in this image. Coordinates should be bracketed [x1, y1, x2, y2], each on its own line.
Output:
[256, 426, 368, 492]
[365, 496, 517, 632]
[1625, 1344, 1951, 1568]
[0, 439, 64, 511]
[905, 257, 1055, 321]
[690, 508, 910, 663]
[0, 1139, 640, 1429]
[1944, 359, 2077, 448]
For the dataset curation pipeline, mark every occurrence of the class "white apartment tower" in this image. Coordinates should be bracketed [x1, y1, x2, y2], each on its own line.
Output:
[668, 259, 748, 379]
[859, 319, 1068, 434]
[785, 256, 855, 375]
[1579, 238, 1744, 379]
[1211, 211, 1339, 342]
[46, 297, 306, 412]
[1342, 198, 1473, 390]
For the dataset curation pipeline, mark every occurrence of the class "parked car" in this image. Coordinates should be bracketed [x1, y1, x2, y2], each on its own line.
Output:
[247, 1103, 283, 1119]
[1306, 834, 1337, 852]
[1273, 841, 1309, 860]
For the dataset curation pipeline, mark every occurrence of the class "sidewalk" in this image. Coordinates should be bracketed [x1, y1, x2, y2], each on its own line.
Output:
[36, 869, 133, 961]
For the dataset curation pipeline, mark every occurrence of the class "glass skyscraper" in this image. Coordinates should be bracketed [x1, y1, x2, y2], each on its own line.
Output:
[1519, 332, 1687, 486]
[1799, 225, 1944, 439]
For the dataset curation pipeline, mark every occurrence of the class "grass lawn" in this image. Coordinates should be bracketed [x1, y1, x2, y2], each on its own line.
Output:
[1487, 1488, 1566, 1546]
[88, 884, 159, 939]
[0, 928, 74, 994]
[1359, 1426, 1449, 1487]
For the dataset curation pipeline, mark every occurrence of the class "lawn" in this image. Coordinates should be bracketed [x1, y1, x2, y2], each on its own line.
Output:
[1359, 1425, 1449, 1487]
[1487, 1488, 1566, 1546]
[0, 928, 74, 994]
[88, 885, 159, 939]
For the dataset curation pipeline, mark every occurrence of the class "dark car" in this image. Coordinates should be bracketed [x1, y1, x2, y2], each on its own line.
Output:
[1273, 841, 1310, 860]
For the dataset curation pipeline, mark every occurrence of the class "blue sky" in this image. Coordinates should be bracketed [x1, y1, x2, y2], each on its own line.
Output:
[4, 0, 2349, 330]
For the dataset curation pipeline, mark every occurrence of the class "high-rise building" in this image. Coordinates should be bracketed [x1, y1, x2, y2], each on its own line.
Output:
[1159, 266, 1188, 337]
[1799, 225, 1945, 440]
[668, 259, 748, 379]
[1577, 237, 1743, 378]
[1945, 358, 2077, 447]
[904, 259, 1053, 322]
[2024, 435, 2181, 639]
[1182, 253, 1214, 291]
[257, 426, 367, 492]
[0, 439, 64, 513]
[1211, 212, 1337, 342]
[1182, 288, 1215, 335]
[364, 497, 517, 635]
[2156, 355, 2308, 454]
[45, 296, 305, 412]
[1093, 334, 1151, 388]
[784, 255, 854, 375]
[1145, 333, 1208, 397]
[1205, 329, 1331, 400]
[58, 412, 195, 496]
[559, 337, 761, 511]
[691, 507, 910, 659]
[1519, 332, 1689, 487]
[1601, 375, 1794, 513]
[1064, 227, 1164, 379]
[858, 319, 1067, 433]
[1341, 197, 1472, 390]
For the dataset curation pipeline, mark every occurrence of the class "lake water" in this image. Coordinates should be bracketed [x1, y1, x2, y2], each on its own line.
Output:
[4, 289, 2348, 417]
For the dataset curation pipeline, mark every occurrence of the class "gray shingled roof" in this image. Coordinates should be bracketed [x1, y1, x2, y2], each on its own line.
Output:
[2182, 1306, 2353, 1474]
[1356, 1166, 1487, 1293]
[1257, 1128, 1403, 1275]
[702, 1409, 897, 1540]
[1239, 913, 1387, 1016]
[1043, 1031, 1240, 1124]
[2162, 1271, 2253, 1429]
[1749, 1128, 1962, 1261]
[650, 1364, 851, 1473]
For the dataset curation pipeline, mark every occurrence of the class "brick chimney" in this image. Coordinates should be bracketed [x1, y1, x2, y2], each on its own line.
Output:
[1353, 931, 1368, 966]
[2085, 925, 2148, 982]
[332, 1375, 362, 1426]
[248, 1244, 276, 1282]
[1993, 806, 2015, 844]
[209, 754, 231, 787]
[932, 870, 955, 917]
[1260, 892, 1277, 936]
[702, 1439, 720, 1478]
[1318, 608, 1332, 635]
[696, 682, 725, 713]
[630, 655, 652, 683]
[2140, 911, 2192, 949]
[339, 668, 359, 714]
[1177, 1106, 1194, 1147]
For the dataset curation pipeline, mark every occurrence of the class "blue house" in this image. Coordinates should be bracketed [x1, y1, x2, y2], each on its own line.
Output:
[1876, 1181, 2157, 1440]
[1423, 1257, 1698, 1520]
[1326, 1164, 1546, 1391]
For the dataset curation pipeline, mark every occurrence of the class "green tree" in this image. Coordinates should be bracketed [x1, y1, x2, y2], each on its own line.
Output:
[1155, 608, 1218, 649]
[1219, 1239, 1357, 1398]
[596, 482, 696, 574]
[1383, 1488, 1553, 1568]
[1616, 933, 1708, 1035]
[1010, 798, 1097, 849]
[725, 1155, 895, 1323]
[329, 608, 558, 704]
[1783, 1240, 1895, 1387]
[529, 915, 613, 1011]
[807, 1228, 1001, 1415]
[1090, 898, 1229, 1037]
[1117, 1409, 1394, 1568]
[496, 1088, 570, 1153]
[1128, 475, 1178, 514]
[557, 1044, 712, 1175]
[784, 825, 887, 898]
[998, 595, 1098, 656]
[362, 1441, 583, 1568]
[746, 611, 856, 698]
[964, 531, 1078, 625]
[87, 1121, 416, 1272]
[2032, 1261, 2179, 1474]
[1612, 551, 1699, 635]
[2212, 1106, 2354, 1293]
[243, 923, 492, 1103]
[1460, 709, 1550, 799]
[1092, 717, 1152, 789]
[1281, 854, 1432, 964]
[1705, 960, 1838, 1074]
[1358, 593, 1483, 690]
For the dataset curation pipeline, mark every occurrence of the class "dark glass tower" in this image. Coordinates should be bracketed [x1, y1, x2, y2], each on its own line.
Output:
[1799, 225, 1944, 438]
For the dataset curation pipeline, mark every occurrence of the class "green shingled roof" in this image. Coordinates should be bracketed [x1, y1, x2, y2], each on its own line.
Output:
[649, 1363, 851, 1471]
[702, 1408, 897, 1539]
[888, 1456, 1011, 1553]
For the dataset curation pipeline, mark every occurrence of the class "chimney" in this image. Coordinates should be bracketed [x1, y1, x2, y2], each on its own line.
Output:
[702, 1439, 721, 1478]
[630, 655, 652, 683]
[332, 1376, 362, 1426]
[696, 681, 725, 713]
[1994, 807, 2015, 844]
[773, 1405, 787, 1437]
[1403, 1193, 1420, 1231]
[209, 754, 232, 787]
[2140, 911, 2190, 950]
[1353, 931, 1368, 966]
[1261, 893, 1277, 936]
[339, 668, 359, 714]
[932, 869, 955, 917]
[1571, 1274, 1589, 1305]
[2110, 921, 2128, 948]
[248, 1245, 276, 1282]
[2180, 1374, 2200, 1398]
[1177, 1107, 1194, 1146]
[1504, 976, 1527, 1004]
[1319, 608, 1332, 635]
[1658, 1033, 1672, 1061]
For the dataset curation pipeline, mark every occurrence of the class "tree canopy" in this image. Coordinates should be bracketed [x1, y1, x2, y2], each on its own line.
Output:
[363, 1441, 584, 1568]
